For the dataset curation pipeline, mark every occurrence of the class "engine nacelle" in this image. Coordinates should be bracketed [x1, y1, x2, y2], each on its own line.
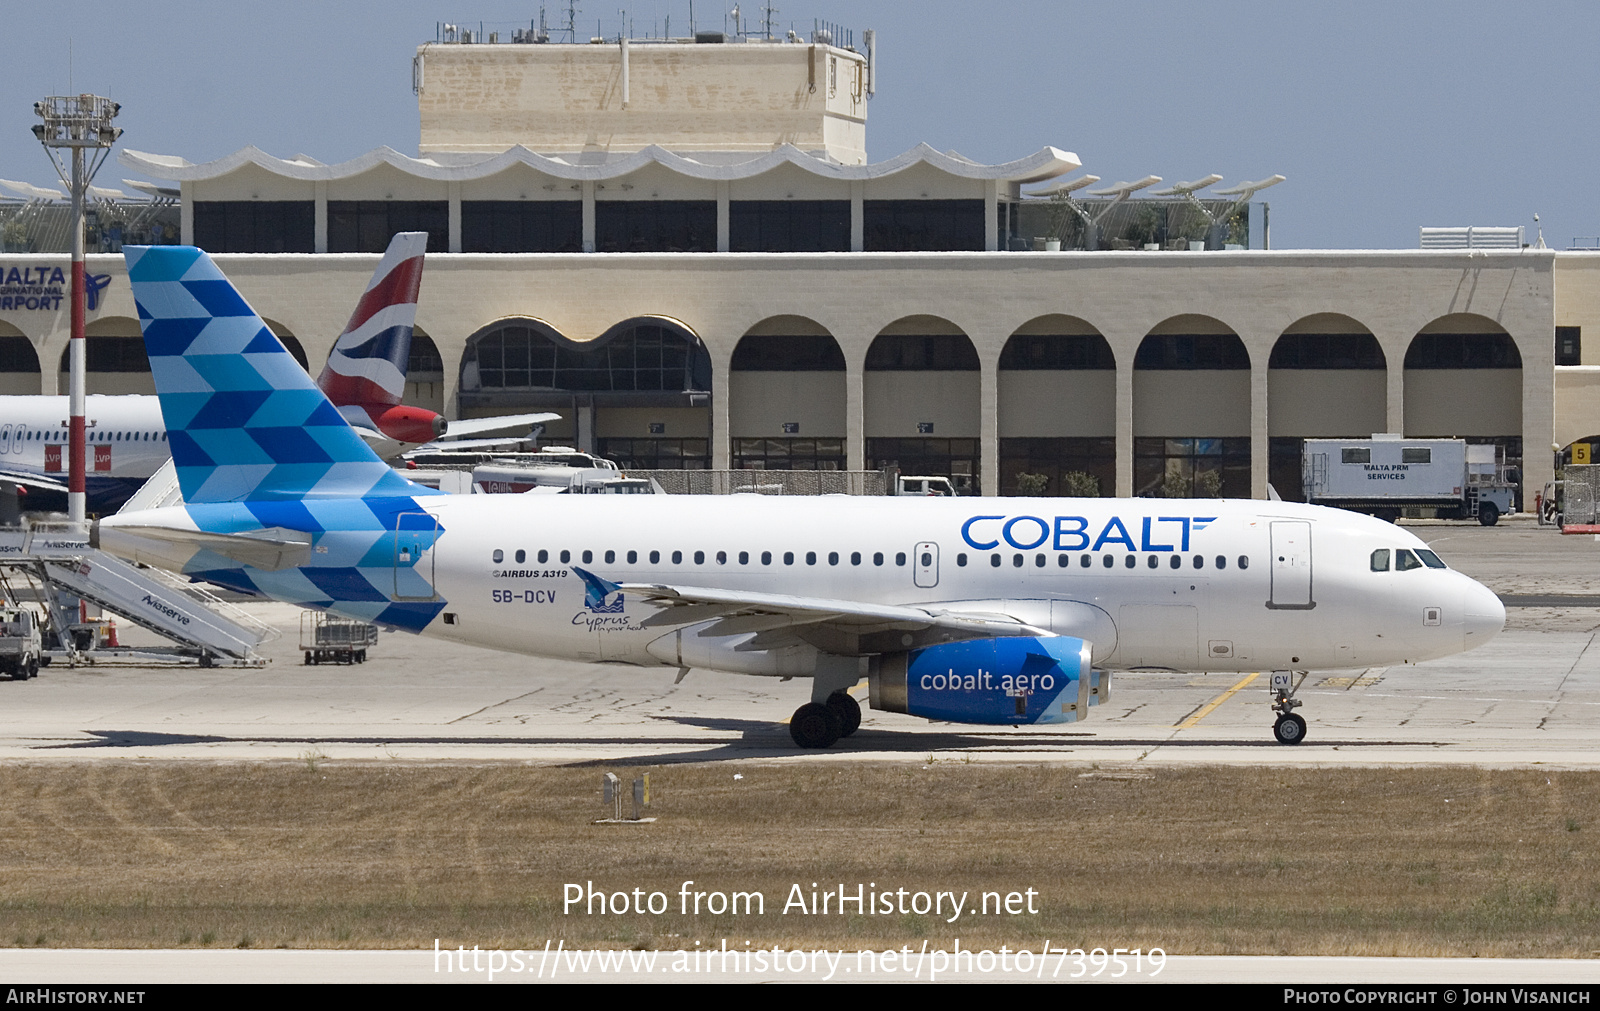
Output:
[869, 635, 1109, 726]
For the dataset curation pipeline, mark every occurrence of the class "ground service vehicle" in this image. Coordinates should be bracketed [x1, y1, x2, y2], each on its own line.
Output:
[1302, 436, 1517, 525]
[0, 607, 42, 680]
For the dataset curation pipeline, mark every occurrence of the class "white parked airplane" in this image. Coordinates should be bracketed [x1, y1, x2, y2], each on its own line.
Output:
[0, 233, 552, 513]
[95, 246, 1507, 748]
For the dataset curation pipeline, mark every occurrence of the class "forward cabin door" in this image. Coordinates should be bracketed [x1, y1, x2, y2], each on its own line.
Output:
[1268, 520, 1314, 609]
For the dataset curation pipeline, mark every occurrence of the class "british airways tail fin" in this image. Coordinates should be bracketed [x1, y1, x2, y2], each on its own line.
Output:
[317, 231, 425, 409]
[125, 244, 435, 504]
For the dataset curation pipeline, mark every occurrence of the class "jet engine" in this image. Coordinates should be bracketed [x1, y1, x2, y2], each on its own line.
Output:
[869, 635, 1109, 725]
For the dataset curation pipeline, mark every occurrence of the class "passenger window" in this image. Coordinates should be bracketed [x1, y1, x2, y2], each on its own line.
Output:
[873, 552, 884, 566]
[1012, 554, 1023, 568]
[1370, 549, 1390, 572]
[762, 551, 772, 565]
[515, 549, 525, 564]
[1416, 549, 1447, 570]
[1238, 556, 1249, 570]
[716, 551, 727, 564]
[957, 553, 967, 567]
[605, 550, 615, 563]
[649, 550, 660, 564]
[1035, 554, 1046, 567]
[1395, 549, 1422, 571]
[1147, 556, 1159, 569]
[1080, 555, 1091, 568]
[895, 552, 907, 566]
[1194, 555, 1204, 569]
[828, 552, 839, 565]
[1102, 555, 1113, 568]
[784, 552, 795, 565]
[538, 549, 549, 563]
[559, 550, 571, 563]
[1215, 555, 1227, 570]
[627, 550, 637, 564]
[806, 551, 817, 565]
[492, 549, 504, 564]
[582, 550, 593, 563]
[739, 551, 749, 564]
[1169, 555, 1182, 570]
[693, 550, 704, 564]
[922, 552, 934, 567]
[1124, 555, 1136, 569]
[990, 554, 1001, 568]
[672, 550, 683, 564]
[1058, 555, 1070, 567]
[851, 551, 861, 565]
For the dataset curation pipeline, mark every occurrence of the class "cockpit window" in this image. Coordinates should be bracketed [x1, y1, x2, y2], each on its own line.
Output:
[1415, 549, 1447, 570]
[1395, 549, 1422, 571]
[1370, 549, 1390, 572]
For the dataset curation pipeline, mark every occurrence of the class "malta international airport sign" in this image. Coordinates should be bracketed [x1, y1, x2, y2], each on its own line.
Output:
[0, 264, 113, 311]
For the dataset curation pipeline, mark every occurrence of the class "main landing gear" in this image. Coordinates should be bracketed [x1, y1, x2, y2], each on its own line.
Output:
[789, 691, 861, 749]
[1270, 670, 1308, 745]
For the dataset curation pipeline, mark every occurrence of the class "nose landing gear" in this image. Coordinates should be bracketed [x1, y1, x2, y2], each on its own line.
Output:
[1270, 670, 1308, 745]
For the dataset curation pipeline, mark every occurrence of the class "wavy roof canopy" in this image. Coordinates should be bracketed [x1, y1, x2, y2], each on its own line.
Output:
[120, 143, 1080, 186]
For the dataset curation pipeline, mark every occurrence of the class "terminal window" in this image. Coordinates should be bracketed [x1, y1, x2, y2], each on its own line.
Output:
[1557, 327, 1582, 366]
[865, 335, 979, 370]
[730, 335, 845, 371]
[1134, 334, 1250, 370]
[864, 200, 984, 252]
[193, 201, 314, 253]
[999, 335, 1116, 370]
[328, 202, 448, 253]
[1268, 333, 1385, 369]
[1135, 437, 1251, 498]
[462, 201, 582, 253]
[1403, 333, 1522, 369]
[729, 201, 850, 252]
[595, 201, 715, 252]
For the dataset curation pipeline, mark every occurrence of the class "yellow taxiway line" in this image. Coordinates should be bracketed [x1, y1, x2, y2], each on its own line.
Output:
[1176, 672, 1260, 729]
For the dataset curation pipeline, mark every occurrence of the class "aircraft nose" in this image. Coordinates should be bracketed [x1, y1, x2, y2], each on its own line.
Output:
[1462, 578, 1505, 647]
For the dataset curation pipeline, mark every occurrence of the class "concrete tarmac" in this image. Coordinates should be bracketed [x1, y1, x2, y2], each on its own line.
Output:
[0, 515, 1594, 768]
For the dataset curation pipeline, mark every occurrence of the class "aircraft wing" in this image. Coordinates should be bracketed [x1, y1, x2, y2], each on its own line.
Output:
[439, 413, 560, 439]
[0, 469, 69, 494]
[615, 579, 1047, 654]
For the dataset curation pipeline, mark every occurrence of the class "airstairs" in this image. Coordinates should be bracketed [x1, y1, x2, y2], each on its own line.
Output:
[0, 521, 275, 667]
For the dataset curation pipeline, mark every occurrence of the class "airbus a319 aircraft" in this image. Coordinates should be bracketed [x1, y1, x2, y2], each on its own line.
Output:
[0, 233, 553, 512]
[95, 246, 1507, 747]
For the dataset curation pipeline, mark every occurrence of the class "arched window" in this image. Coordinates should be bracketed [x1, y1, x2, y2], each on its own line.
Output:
[461, 318, 711, 393]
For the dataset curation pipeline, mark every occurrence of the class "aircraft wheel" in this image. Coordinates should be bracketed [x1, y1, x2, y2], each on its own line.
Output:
[825, 691, 861, 737]
[789, 703, 842, 749]
[1273, 713, 1307, 745]
[1478, 502, 1500, 527]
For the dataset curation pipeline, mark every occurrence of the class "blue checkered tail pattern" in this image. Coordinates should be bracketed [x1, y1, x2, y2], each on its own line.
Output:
[122, 245, 447, 633]
[125, 245, 434, 505]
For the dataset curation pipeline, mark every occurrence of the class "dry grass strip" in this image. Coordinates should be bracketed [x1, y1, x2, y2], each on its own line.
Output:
[0, 761, 1592, 955]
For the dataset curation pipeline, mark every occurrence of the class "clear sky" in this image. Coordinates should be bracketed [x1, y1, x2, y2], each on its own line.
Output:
[1, 0, 1592, 249]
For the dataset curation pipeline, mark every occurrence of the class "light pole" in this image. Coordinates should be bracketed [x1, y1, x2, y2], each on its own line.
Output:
[33, 94, 121, 524]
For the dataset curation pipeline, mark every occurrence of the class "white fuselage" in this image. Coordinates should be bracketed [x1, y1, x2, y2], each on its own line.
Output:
[0, 396, 171, 507]
[412, 494, 1504, 674]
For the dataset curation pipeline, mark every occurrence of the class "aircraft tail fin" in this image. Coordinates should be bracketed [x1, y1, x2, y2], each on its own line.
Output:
[316, 231, 426, 409]
[124, 244, 434, 504]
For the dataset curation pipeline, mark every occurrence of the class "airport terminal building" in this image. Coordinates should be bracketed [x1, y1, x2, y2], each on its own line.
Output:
[2, 28, 1597, 502]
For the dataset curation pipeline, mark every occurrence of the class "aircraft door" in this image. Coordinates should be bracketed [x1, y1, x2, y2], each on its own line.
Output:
[913, 542, 939, 589]
[393, 512, 440, 601]
[1268, 520, 1313, 609]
